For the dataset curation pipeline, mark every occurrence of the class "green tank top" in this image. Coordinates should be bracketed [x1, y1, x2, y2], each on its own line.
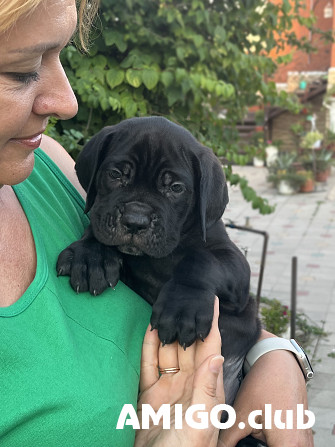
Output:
[0, 149, 151, 447]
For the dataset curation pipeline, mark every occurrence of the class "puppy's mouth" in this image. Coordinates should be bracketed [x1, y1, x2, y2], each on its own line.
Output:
[117, 244, 144, 256]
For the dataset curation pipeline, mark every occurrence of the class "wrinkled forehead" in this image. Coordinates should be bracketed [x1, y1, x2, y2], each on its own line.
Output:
[103, 118, 199, 174]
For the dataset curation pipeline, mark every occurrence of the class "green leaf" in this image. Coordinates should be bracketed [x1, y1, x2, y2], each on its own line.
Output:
[106, 69, 125, 89]
[176, 46, 186, 61]
[121, 97, 137, 118]
[125, 69, 142, 88]
[161, 71, 174, 88]
[142, 69, 159, 90]
[104, 30, 127, 53]
[108, 97, 121, 111]
[167, 86, 183, 107]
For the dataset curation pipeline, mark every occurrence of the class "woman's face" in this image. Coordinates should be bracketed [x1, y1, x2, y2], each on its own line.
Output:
[0, 0, 78, 186]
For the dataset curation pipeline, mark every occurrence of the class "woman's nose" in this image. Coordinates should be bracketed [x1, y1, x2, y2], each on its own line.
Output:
[32, 59, 78, 120]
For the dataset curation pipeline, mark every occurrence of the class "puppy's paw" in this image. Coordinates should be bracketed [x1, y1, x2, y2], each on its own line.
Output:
[151, 281, 215, 348]
[57, 238, 122, 296]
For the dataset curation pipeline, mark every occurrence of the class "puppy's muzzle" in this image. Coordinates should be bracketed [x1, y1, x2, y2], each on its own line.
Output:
[121, 201, 154, 233]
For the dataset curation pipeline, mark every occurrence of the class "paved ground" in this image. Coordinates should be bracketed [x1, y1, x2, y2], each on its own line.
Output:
[224, 165, 335, 446]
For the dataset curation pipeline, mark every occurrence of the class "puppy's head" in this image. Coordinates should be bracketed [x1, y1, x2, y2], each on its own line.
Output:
[76, 117, 228, 257]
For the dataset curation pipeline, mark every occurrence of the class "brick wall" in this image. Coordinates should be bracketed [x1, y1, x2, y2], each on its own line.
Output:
[270, 0, 334, 83]
[270, 94, 327, 151]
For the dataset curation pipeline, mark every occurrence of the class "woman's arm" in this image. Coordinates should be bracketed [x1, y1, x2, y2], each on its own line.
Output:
[218, 347, 313, 446]
[218, 330, 314, 446]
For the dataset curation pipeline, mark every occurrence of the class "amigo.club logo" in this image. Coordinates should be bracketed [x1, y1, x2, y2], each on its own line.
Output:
[116, 404, 315, 430]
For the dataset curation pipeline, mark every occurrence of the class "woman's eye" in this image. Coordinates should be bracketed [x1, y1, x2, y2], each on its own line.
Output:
[8, 71, 40, 85]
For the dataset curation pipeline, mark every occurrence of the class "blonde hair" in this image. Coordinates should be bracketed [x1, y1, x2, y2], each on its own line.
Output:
[0, 0, 99, 51]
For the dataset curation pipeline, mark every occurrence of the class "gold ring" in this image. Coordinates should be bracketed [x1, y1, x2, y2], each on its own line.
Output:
[158, 366, 180, 374]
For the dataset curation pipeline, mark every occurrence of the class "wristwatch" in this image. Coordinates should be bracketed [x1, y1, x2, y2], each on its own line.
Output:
[243, 338, 314, 381]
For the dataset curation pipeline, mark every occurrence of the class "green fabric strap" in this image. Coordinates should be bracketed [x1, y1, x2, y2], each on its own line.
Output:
[0, 149, 151, 447]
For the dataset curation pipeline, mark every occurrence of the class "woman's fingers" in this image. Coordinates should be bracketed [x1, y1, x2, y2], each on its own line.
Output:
[194, 297, 221, 369]
[139, 326, 160, 392]
[158, 340, 180, 372]
[141, 297, 221, 393]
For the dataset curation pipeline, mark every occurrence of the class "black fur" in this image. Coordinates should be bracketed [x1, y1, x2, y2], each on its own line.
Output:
[57, 116, 261, 405]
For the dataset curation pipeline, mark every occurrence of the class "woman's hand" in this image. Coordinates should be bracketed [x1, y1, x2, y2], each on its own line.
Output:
[218, 333, 314, 447]
[135, 297, 225, 447]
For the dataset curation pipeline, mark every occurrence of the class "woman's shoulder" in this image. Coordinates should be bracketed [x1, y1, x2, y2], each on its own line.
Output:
[39, 134, 85, 198]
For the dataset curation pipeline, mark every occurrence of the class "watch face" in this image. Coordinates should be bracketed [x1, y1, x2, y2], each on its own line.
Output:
[290, 339, 314, 380]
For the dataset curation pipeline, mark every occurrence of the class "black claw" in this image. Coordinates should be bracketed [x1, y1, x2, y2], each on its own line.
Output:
[162, 340, 167, 347]
[76, 285, 80, 294]
[199, 334, 205, 342]
[182, 343, 187, 351]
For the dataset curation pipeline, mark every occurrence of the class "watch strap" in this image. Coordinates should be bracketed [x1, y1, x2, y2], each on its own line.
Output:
[244, 337, 299, 375]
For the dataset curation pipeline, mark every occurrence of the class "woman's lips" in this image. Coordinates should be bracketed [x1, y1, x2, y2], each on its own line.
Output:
[10, 133, 43, 149]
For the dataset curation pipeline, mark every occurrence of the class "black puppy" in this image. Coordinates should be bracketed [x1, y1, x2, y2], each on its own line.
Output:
[57, 116, 260, 405]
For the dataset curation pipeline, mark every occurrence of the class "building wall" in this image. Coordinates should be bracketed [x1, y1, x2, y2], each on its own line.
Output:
[270, 94, 327, 151]
[270, 0, 334, 83]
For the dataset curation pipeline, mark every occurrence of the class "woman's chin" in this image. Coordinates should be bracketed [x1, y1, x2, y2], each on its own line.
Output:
[0, 151, 35, 186]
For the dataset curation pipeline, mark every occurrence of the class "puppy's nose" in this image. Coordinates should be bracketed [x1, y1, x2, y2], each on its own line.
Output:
[121, 201, 153, 232]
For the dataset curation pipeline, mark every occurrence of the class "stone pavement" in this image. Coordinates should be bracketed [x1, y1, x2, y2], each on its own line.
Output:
[224, 165, 335, 446]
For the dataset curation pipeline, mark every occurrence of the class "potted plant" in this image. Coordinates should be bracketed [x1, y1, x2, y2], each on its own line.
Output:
[253, 147, 266, 167]
[265, 140, 279, 167]
[300, 130, 323, 150]
[296, 170, 315, 193]
[303, 149, 333, 182]
[251, 131, 266, 167]
[268, 171, 306, 194]
[267, 153, 306, 194]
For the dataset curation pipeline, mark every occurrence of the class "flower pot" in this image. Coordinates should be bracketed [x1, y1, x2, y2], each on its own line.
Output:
[300, 178, 315, 193]
[316, 168, 330, 182]
[265, 145, 278, 167]
[277, 180, 297, 195]
[253, 156, 265, 167]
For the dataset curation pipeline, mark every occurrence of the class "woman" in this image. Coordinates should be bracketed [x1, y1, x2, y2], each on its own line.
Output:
[0, 1, 313, 446]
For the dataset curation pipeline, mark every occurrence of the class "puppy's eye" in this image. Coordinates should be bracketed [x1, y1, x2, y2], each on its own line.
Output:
[109, 169, 122, 180]
[170, 183, 185, 194]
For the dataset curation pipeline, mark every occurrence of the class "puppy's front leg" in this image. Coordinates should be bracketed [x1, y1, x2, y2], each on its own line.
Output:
[150, 245, 258, 348]
[57, 225, 123, 295]
[150, 249, 222, 348]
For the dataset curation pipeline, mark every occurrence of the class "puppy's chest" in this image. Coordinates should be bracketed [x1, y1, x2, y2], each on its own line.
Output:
[120, 254, 180, 305]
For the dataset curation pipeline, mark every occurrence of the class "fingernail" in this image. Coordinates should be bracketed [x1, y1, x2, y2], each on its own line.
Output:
[209, 355, 224, 374]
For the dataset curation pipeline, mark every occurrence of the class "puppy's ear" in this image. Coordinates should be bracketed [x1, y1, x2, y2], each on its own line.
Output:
[75, 127, 113, 213]
[197, 148, 229, 241]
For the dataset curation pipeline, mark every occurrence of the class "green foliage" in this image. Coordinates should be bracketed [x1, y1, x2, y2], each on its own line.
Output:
[227, 169, 275, 214]
[260, 296, 329, 350]
[268, 171, 306, 188]
[268, 152, 297, 172]
[300, 131, 324, 149]
[260, 297, 290, 336]
[303, 148, 334, 173]
[266, 152, 308, 188]
[49, 0, 328, 214]
[294, 313, 328, 347]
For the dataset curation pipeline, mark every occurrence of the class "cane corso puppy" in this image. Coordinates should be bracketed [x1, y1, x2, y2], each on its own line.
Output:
[57, 116, 260, 405]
